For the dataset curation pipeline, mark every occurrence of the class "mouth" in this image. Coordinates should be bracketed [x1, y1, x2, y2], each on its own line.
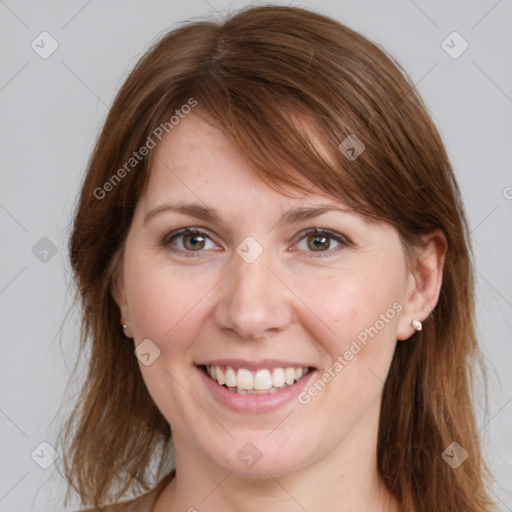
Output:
[198, 364, 315, 395]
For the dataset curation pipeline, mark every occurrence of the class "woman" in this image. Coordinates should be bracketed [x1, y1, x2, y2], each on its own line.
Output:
[58, 4, 493, 511]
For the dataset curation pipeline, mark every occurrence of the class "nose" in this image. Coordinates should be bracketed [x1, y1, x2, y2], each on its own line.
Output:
[214, 247, 293, 340]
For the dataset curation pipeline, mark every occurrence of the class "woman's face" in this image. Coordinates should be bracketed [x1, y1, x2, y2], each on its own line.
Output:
[114, 113, 416, 477]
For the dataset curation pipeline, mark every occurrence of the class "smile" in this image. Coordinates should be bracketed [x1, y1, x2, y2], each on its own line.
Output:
[201, 364, 312, 394]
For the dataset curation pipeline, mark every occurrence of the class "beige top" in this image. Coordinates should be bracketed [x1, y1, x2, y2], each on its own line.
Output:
[78, 469, 175, 512]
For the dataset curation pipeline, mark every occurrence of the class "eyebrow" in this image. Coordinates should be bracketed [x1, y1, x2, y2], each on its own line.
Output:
[144, 202, 349, 225]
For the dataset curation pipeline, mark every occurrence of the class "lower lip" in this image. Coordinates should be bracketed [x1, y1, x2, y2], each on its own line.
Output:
[197, 366, 317, 413]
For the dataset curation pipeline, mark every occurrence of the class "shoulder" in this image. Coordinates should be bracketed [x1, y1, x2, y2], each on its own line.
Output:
[77, 469, 175, 512]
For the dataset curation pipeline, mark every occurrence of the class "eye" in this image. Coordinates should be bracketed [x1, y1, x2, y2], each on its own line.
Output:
[293, 228, 349, 258]
[162, 227, 350, 259]
[162, 227, 217, 255]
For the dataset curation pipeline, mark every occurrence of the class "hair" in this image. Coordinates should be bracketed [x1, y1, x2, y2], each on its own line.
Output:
[58, 4, 493, 511]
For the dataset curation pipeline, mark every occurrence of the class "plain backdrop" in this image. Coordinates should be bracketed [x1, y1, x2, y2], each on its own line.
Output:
[0, 0, 511, 510]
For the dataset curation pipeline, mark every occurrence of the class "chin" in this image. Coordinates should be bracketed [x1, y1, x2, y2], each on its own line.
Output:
[204, 434, 312, 479]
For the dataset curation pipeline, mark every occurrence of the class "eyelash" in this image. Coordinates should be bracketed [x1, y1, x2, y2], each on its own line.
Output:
[161, 227, 350, 259]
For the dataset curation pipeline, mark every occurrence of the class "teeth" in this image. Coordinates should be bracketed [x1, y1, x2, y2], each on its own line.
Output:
[272, 368, 285, 387]
[204, 365, 311, 392]
[225, 367, 236, 388]
[254, 369, 273, 390]
[237, 368, 253, 390]
[284, 367, 296, 385]
[216, 367, 226, 386]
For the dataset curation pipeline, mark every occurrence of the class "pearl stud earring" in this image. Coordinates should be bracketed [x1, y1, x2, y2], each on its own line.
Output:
[411, 319, 422, 332]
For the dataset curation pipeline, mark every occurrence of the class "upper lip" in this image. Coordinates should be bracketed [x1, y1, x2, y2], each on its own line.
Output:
[196, 359, 316, 371]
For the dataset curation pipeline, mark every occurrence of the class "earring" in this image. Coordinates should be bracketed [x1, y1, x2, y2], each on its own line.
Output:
[411, 319, 422, 332]
[122, 324, 133, 339]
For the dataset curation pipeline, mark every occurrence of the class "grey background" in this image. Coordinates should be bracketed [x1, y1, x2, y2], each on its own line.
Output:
[0, 0, 511, 510]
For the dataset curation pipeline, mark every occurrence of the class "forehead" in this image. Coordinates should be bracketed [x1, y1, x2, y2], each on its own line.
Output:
[130, 114, 397, 253]
[143, 113, 340, 210]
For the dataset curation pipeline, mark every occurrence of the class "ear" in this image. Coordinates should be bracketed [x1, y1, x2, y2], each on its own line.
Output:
[110, 246, 133, 337]
[397, 229, 447, 341]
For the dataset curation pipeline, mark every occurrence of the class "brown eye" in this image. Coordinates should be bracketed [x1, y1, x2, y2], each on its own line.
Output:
[163, 228, 215, 254]
[294, 228, 349, 258]
[307, 233, 331, 251]
[182, 232, 206, 251]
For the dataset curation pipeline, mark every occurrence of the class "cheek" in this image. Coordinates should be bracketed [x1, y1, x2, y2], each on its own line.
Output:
[289, 264, 402, 398]
[288, 278, 399, 436]
[290, 264, 402, 344]
[124, 249, 215, 353]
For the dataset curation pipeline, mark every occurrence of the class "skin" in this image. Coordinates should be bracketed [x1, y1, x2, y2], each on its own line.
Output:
[113, 113, 446, 511]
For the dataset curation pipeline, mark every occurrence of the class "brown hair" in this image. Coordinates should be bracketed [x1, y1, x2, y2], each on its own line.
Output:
[58, 5, 493, 510]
